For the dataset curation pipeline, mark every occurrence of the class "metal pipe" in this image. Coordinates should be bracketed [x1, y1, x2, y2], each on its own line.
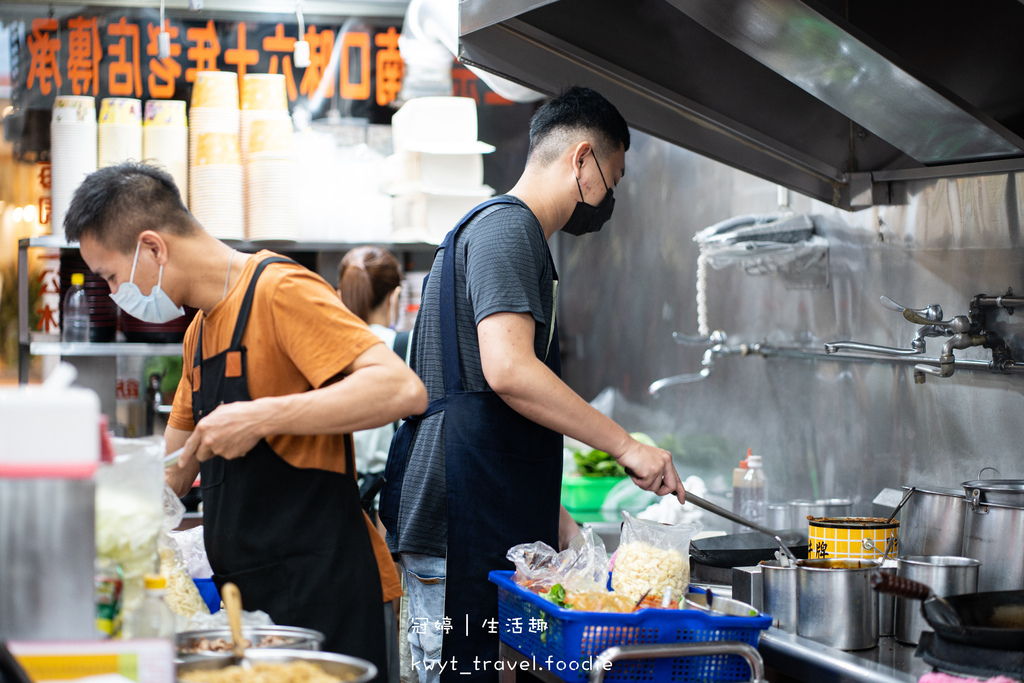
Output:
[973, 295, 1024, 309]
[823, 340, 924, 356]
[755, 342, 993, 372]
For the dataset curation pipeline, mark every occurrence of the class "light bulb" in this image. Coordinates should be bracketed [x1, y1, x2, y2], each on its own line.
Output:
[12, 207, 23, 222]
[23, 204, 38, 223]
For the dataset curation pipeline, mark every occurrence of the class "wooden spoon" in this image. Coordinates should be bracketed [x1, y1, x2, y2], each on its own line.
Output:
[221, 582, 251, 669]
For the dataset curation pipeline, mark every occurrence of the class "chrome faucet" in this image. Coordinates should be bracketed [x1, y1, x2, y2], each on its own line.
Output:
[649, 330, 747, 395]
[825, 296, 963, 357]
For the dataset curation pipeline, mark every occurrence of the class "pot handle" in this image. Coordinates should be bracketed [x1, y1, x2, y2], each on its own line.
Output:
[870, 571, 931, 600]
[978, 466, 1002, 480]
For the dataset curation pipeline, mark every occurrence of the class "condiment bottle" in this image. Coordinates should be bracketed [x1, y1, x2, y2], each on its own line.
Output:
[733, 448, 767, 532]
[128, 574, 175, 639]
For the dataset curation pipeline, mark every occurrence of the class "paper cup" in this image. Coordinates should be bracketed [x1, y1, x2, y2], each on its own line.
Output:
[53, 96, 96, 123]
[144, 99, 188, 127]
[241, 73, 288, 111]
[191, 71, 239, 109]
[99, 98, 142, 125]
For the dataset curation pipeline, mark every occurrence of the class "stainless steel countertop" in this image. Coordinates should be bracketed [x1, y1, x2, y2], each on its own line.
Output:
[759, 630, 933, 683]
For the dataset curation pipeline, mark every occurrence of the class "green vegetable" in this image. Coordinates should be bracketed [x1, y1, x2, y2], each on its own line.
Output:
[572, 448, 627, 477]
[544, 583, 567, 608]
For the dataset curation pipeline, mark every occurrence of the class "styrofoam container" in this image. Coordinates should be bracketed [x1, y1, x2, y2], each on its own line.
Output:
[0, 385, 100, 478]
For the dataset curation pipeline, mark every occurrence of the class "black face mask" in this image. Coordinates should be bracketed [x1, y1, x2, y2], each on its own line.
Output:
[561, 153, 615, 236]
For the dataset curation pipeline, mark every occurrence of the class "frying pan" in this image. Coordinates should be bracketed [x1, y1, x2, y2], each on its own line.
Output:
[871, 571, 1024, 650]
[690, 530, 808, 568]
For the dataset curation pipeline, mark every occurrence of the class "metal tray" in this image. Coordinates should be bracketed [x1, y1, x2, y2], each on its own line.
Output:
[177, 648, 375, 683]
[176, 625, 324, 657]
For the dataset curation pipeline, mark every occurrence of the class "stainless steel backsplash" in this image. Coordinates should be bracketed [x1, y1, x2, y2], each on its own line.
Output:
[557, 130, 1024, 512]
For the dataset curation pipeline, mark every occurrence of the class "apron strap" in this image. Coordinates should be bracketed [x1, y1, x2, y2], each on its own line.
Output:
[228, 256, 294, 350]
[193, 255, 294, 385]
[437, 197, 520, 395]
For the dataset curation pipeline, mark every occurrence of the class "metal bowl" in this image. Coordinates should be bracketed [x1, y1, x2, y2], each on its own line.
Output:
[683, 592, 760, 617]
[176, 626, 324, 657]
[177, 649, 376, 683]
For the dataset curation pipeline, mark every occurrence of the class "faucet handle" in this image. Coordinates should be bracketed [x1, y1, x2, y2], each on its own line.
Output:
[880, 296, 944, 325]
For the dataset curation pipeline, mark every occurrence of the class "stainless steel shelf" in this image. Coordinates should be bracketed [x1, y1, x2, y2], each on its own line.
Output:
[21, 236, 437, 253]
[30, 341, 182, 357]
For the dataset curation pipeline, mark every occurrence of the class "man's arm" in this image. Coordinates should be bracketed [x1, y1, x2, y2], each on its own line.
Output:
[165, 425, 198, 497]
[478, 311, 685, 502]
[176, 342, 427, 470]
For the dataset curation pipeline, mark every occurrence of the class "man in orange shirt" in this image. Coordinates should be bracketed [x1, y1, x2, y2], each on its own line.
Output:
[65, 162, 427, 681]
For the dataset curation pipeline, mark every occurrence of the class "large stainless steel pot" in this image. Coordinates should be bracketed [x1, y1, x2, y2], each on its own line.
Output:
[761, 560, 798, 633]
[962, 498, 1024, 592]
[898, 485, 966, 557]
[796, 558, 881, 651]
[893, 555, 980, 645]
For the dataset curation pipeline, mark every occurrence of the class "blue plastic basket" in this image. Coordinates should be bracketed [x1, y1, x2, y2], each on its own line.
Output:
[489, 571, 770, 683]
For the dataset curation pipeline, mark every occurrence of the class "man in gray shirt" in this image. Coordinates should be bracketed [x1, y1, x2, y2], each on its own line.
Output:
[383, 86, 685, 682]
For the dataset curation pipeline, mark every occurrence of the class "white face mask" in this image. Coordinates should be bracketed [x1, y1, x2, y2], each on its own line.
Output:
[109, 240, 185, 323]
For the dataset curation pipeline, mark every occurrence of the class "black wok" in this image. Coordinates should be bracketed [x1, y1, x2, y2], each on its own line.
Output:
[872, 572, 1024, 650]
[690, 530, 808, 568]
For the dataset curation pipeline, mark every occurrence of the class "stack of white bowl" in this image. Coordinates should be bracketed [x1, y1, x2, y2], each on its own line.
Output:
[142, 100, 189, 207]
[98, 98, 142, 168]
[241, 74, 297, 241]
[189, 71, 244, 240]
[50, 96, 98, 236]
[386, 97, 495, 244]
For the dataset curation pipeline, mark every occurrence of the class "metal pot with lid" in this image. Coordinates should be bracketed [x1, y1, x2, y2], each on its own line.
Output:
[961, 479, 1024, 508]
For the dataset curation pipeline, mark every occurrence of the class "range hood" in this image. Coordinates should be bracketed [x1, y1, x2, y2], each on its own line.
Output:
[459, 0, 1024, 210]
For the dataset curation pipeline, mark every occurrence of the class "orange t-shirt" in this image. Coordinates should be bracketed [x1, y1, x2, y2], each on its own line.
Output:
[168, 251, 401, 602]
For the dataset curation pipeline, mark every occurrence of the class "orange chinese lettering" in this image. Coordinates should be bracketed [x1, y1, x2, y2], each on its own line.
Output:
[67, 16, 101, 96]
[107, 17, 142, 97]
[263, 24, 298, 102]
[146, 21, 182, 99]
[37, 269, 59, 295]
[38, 161, 52, 190]
[39, 196, 52, 225]
[340, 31, 370, 101]
[37, 303, 58, 333]
[374, 27, 403, 106]
[27, 19, 62, 96]
[299, 26, 335, 99]
[186, 20, 221, 82]
[225, 22, 259, 84]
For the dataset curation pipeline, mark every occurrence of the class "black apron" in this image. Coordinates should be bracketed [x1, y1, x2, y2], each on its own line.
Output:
[193, 256, 387, 679]
[380, 198, 563, 681]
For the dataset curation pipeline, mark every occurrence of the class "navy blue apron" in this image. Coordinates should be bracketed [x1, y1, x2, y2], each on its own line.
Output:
[193, 256, 387, 679]
[379, 198, 563, 680]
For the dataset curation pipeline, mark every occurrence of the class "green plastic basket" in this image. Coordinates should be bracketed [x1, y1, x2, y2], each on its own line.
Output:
[561, 475, 627, 515]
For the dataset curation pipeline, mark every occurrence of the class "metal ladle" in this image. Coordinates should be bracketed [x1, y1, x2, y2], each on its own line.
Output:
[887, 486, 916, 524]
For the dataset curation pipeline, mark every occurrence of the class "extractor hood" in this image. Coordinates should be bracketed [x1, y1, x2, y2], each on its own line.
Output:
[459, 0, 1024, 210]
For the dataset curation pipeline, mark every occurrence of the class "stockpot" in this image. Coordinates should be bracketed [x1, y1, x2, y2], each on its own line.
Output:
[760, 560, 798, 633]
[893, 555, 980, 645]
[962, 497, 1024, 592]
[789, 499, 853, 529]
[898, 485, 966, 557]
[796, 558, 880, 651]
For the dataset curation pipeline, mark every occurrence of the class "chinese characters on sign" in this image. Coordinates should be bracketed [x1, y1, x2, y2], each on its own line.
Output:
[14, 11, 404, 122]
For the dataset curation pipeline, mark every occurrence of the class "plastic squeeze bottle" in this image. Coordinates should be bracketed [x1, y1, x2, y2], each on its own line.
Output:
[62, 272, 91, 343]
[128, 574, 175, 639]
[733, 448, 767, 532]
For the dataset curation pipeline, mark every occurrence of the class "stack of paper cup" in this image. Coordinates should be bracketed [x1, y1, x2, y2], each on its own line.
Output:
[189, 71, 244, 240]
[142, 100, 189, 207]
[245, 117, 298, 240]
[241, 74, 296, 240]
[50, 96, 98, 237]
[98, 98, 142, 167]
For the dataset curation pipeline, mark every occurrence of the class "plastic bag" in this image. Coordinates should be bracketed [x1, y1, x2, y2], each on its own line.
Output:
[507, 527, 609, 593]
[186, 608, 275, 631]
[611, 511, 702, 602]
[95, 445, 165, 627]
[171, 525, 214, 579]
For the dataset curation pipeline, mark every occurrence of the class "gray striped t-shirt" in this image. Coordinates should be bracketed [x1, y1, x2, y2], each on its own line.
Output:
[387, 196, 556, 557]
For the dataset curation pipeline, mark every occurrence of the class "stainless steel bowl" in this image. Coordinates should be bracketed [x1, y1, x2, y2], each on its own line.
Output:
[683, 591, 760, 617]
[177, 649, 376, 683]
[176, 626, 325, 657]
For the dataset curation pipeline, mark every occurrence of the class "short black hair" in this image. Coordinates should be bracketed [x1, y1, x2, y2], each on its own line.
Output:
[64, 162, 198, 252]
[527, 86, 630, 166]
